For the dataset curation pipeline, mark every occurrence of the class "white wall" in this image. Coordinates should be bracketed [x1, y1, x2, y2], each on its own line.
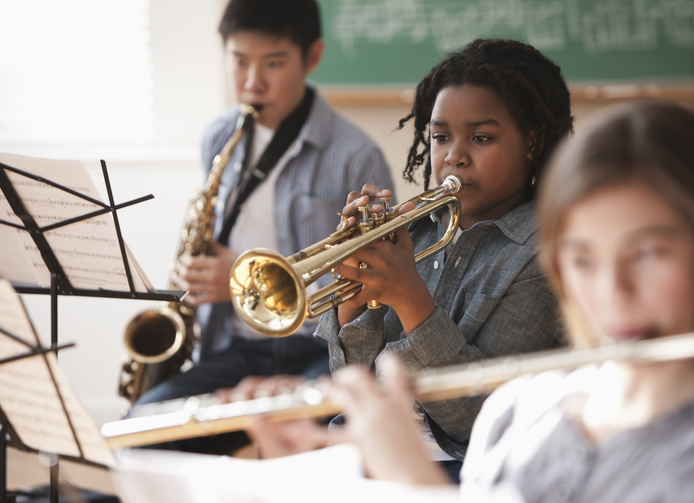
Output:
[12, 0, 230, 425]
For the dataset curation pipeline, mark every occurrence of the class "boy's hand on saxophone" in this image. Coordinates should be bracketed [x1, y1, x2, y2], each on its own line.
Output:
[174, 242, 240, 306]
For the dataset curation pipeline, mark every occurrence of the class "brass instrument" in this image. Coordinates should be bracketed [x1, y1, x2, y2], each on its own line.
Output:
[101, 332, 694, 449]
[118, 104, 260, 404]
[228, 175, 462, 338]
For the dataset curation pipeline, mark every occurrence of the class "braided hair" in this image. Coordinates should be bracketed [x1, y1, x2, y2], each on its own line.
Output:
[400, 38, 574, 194]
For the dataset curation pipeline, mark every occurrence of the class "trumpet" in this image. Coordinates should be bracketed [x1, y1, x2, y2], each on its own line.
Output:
[101, 332, 694, 449]
[228, 175, 462, 338]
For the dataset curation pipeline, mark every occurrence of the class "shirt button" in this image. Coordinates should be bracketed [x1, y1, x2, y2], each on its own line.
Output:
[454, 257, 462, 268]
[233, 162, 242, 172]
[555, 484, 571, 501]
[572, 444, 587, 461]
[434, 261, 440, 270]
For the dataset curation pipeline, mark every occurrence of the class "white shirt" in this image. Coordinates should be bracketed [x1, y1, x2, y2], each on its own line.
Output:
[228, 124, 319, 340]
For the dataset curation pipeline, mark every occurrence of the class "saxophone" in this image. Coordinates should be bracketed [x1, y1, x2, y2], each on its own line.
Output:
[118, 104, 259, 404]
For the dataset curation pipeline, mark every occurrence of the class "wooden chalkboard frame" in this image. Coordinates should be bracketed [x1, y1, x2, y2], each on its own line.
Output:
[319, 83, 694, 108]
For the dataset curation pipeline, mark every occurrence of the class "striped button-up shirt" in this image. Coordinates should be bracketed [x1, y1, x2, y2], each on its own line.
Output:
[197, 88, 392, 357]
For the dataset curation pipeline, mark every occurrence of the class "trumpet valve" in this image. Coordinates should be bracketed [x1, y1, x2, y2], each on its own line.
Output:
[380, 196, 396, 224]
[358, 205, 374, 233]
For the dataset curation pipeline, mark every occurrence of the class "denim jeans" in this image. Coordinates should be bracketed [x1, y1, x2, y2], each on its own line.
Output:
[129, 335, 330, 454]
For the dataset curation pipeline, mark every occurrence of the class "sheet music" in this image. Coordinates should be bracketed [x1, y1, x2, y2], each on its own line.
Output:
[113, 444, 471, 503]
[0, 279, 114, 466]
[45, 352, 116, 466]
[0, 153, 152, 292]
[0, 277, 41, 348]
[0, 224, 46, 287]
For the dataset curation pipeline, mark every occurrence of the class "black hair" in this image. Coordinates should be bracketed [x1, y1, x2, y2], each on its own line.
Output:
[218, 0, 321, 56]
[400, 38, 574, 194]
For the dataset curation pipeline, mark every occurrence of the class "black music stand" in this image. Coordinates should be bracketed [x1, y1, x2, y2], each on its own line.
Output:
[0, 332, 76, 503]
[0, 282, 116, 503]
[0, 158, 185, 301]
[0, 157, 187, 503]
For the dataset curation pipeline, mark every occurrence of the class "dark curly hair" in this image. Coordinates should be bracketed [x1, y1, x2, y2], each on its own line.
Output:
[399, 38, 574, 195]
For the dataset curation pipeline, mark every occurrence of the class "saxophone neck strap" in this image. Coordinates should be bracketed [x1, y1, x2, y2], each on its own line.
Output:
[217, 86, 315, 245]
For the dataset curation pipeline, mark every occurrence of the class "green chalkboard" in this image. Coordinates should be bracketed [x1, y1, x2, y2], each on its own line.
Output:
[312, 0, 694, 85]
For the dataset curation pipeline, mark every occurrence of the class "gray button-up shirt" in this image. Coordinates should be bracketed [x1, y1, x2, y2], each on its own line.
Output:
[316, 201, 565, 459]
[462, 366, 694, 503]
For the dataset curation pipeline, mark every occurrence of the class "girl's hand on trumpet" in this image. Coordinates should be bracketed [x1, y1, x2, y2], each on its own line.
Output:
[336, 184, 434, 334]
[336, 183, 389, 325]
[337, 183, 393, 231]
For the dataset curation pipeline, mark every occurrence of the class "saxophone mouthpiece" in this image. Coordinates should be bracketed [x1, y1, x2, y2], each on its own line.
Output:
[237, 104, 262, 129]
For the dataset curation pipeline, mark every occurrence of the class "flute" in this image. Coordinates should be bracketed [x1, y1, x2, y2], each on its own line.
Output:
[101, 332, 694, 449]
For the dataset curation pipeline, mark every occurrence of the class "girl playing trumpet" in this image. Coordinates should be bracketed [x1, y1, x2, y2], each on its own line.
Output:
[225, 38, 575, 481]
[314, 38, 573, 481]
[273, 100, 694, 502]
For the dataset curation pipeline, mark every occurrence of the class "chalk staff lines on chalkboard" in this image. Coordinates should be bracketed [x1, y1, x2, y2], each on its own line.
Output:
[330, 0, 694, 57]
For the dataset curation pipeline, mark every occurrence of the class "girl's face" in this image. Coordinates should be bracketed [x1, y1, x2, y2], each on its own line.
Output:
[557, 182, 694, 345]
[429, 85, 535, 229]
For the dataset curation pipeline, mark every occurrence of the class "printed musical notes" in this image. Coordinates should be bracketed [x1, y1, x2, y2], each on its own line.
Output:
[0, 153, 153, 292]
[0, 279, 114, 466]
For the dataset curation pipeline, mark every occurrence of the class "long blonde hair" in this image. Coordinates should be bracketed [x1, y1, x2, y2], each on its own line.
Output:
[538, 100, 694, 346]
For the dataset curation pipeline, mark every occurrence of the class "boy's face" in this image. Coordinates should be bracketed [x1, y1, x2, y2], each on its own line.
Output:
[224, 31, 322, 129]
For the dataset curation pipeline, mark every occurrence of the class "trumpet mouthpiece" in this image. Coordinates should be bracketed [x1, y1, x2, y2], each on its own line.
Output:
[443, 175, 462, 192]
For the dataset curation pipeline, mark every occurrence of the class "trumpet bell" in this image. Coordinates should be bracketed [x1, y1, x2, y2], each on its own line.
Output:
[230, 249, 308, 338]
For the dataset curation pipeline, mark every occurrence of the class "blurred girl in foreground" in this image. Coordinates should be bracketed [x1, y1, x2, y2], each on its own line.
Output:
[249, 101, 694, 502]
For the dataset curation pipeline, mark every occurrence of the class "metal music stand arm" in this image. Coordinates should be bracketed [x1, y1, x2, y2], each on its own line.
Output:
[0, 158, 185, 503]
[0, 160, 186, 302]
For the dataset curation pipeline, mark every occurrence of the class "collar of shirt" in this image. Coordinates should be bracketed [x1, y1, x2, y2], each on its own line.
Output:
[432, 200, 538, 245]
[294, 83, 333, 152]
